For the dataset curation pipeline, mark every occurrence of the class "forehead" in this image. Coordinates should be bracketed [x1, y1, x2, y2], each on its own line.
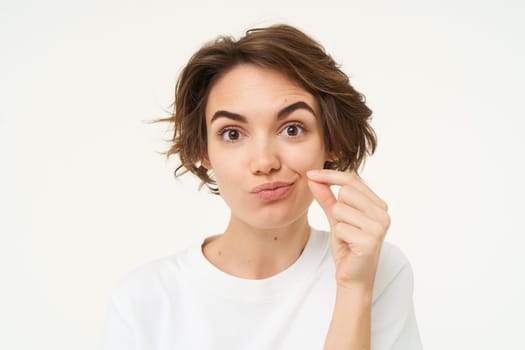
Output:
[205, 64, 319, 120]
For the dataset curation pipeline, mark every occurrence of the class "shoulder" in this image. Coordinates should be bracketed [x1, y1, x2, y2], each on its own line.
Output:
[372, 241, 415, 303]
[370, 242, 423, 348]
[102, 252, 191, 348]
[108, 250, 190, 311]
[111, 259, 166, 298]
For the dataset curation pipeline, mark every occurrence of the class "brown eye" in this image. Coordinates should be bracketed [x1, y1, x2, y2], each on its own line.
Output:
[227, 129, 239, 140]
[220, 128, 243, 142]
[282, 123, 304, 137]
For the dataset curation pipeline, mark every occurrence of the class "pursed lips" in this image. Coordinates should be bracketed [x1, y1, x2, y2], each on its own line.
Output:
[250, 181, 294, 193]
[250, 181, 295, 202]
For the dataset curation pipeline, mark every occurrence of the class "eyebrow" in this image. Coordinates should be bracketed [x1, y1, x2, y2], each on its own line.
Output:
[210, 101, 316, 124]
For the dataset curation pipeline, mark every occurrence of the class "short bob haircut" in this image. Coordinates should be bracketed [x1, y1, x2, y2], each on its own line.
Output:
[156, 24, 376, 194]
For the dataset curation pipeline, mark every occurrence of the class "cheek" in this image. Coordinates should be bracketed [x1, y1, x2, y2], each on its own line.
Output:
[284, 143, 326, 172]
[207, 148, 244, 187]
[209, 159, 233, 183]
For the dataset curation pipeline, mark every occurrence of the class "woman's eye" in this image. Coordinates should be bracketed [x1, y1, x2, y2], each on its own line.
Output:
[282, 123, 305, 137]
[220, 128, 242, 142]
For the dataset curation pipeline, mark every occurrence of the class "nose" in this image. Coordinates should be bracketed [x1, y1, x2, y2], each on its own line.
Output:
[249, 137, 281, 175]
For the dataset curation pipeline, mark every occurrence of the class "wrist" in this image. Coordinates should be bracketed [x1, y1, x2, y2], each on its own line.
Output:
[324, 284, 372, 350]
[336, 280, 373, 295]
[335, 284, 373, 305]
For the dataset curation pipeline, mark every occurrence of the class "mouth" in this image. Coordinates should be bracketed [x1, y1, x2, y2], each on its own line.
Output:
[250, 181, 294, 202]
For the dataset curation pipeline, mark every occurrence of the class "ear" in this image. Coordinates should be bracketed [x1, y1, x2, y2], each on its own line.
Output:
[325, 150, 337, 163]
[199, 155, 211, 170]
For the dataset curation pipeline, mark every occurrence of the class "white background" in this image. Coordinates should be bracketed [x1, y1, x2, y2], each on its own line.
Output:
[1, 0, 524, 349]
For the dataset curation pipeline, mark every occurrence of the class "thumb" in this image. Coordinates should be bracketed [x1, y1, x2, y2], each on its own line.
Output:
[307, 178, 336, 227]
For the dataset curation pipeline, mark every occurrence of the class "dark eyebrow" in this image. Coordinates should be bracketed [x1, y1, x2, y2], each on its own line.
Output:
[210, 101, 316, 124]
[210, 111, 248, 124]
[277, 101, 316, 119]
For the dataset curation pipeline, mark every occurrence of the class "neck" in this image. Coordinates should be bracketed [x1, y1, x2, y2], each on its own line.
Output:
[202, 215, 311, 279]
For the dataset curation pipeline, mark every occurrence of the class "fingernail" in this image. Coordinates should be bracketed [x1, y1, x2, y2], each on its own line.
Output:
[307, 170, 320, 178]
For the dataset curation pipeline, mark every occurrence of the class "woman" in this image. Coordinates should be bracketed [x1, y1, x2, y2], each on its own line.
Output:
[102, 24, 422, 349]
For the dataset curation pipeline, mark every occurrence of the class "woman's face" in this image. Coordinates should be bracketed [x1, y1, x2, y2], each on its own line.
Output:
[203, 64, 329, 230]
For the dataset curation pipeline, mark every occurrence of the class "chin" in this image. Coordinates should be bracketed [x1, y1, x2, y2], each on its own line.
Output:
[241, 205, 311, 231]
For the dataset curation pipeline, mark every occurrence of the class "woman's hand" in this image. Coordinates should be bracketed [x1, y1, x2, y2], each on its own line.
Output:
[307, 169, 390, 292]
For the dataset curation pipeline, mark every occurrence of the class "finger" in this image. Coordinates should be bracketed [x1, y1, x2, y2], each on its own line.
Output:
[332, 202, 388, 237]
[346, 174, 388, 211]
[307, 169, 387, 210]
[307, 178, 336, 227]
[337, 185, 390, 224]
[332, 222, 379, 255]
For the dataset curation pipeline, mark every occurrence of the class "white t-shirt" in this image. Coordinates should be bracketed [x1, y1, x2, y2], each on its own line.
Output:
[101, 228, 422, 349]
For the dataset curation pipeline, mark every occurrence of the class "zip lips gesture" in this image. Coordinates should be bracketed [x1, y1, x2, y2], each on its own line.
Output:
[307, 169, 391, 292]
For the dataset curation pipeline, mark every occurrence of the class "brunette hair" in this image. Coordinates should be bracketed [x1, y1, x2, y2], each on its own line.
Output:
[154, 24, 376, 194]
